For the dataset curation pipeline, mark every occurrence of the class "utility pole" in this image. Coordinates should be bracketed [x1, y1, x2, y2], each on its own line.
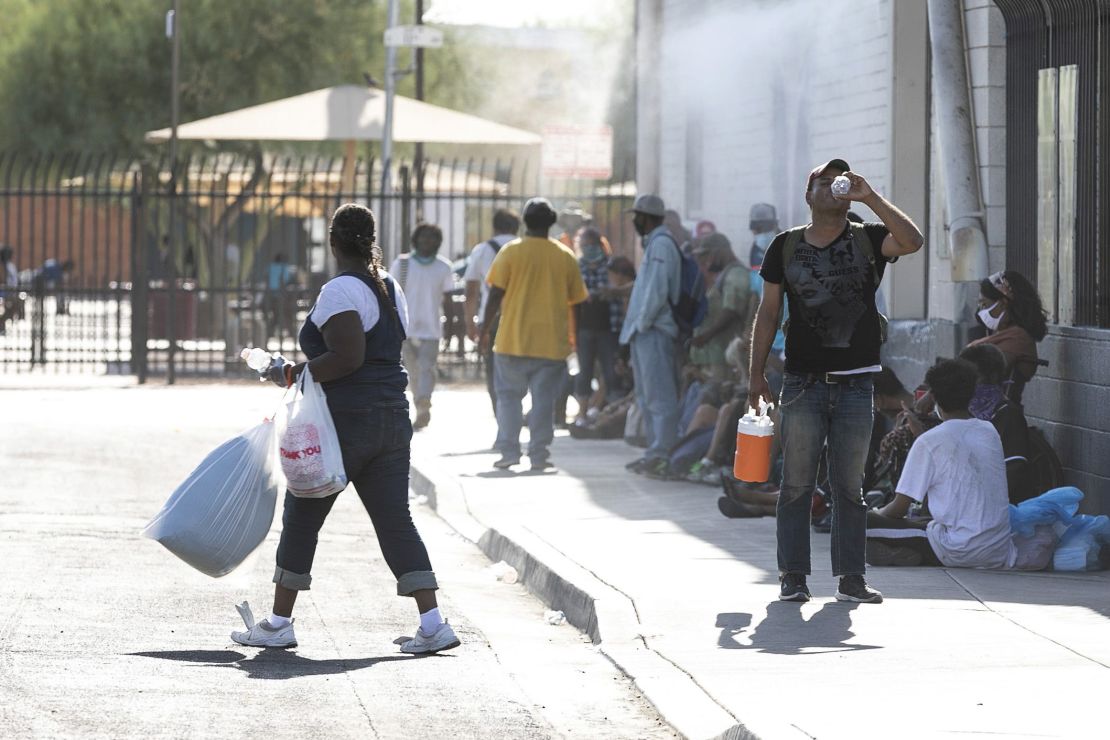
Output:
[380, 0, 400, 261]
[414, 0, 425, 212]
[166, 0, 180, 385]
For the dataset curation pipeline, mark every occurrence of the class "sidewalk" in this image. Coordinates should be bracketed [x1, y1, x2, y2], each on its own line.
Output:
[412, 386, 1110, 740]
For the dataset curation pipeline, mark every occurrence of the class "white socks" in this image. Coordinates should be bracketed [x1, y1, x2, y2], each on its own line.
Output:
[264, 610, 441, 634]
[419, 607, 444, 635]
[268, 613, 292, 628]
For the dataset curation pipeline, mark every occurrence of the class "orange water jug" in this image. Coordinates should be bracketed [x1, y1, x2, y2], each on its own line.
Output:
[733, 405, 775, 483]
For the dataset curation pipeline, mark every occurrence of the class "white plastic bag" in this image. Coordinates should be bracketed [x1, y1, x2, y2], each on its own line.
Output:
[278, 365, 347, 498]
[143, 421, 280, 578]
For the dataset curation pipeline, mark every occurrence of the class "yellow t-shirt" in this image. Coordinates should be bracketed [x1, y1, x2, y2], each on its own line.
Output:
[487, 236, 588, 360]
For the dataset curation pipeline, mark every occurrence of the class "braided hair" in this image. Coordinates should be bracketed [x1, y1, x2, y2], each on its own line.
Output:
[329, 203, 398, 326]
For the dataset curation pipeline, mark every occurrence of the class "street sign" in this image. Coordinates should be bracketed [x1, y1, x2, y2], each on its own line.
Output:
[542, 125, 613, 180]
[384, 25, 444, 49]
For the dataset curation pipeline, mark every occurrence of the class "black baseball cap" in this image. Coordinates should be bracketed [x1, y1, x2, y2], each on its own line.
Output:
[806, 158, 851, 197]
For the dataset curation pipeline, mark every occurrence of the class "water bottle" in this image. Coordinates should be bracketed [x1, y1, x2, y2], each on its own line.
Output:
[240, 347, 272, 372]
[733, 399, 775, 483]
[240, 347, 286, 382]
[831, 175, 852, 197]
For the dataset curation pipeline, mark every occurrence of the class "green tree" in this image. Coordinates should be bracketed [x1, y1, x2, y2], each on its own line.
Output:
[0, 0, 389, 155]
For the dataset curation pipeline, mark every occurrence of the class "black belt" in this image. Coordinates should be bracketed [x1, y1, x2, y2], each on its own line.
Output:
[800, 372, 875, 385]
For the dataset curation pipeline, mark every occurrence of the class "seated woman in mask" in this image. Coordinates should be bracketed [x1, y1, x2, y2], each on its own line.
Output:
[965, 270, 1048, 404]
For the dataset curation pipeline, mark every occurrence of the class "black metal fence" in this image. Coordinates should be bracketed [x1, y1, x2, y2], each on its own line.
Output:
[0, 153, 636, 380]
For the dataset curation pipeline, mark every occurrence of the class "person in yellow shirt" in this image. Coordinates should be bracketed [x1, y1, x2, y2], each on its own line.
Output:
[480, 198, 589, 471]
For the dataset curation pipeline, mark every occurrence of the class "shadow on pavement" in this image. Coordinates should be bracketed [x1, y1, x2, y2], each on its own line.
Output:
[129, 649, 423, 679]
[715, 602, 882, 655]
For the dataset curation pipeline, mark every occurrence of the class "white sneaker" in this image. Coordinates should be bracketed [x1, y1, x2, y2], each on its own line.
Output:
[230, 601, 297, 648]
[400, 621, 460, 654]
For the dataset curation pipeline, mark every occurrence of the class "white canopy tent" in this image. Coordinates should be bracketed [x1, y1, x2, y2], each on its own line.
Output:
[145, 84, 541, 146]
[146, 85, 539, 264]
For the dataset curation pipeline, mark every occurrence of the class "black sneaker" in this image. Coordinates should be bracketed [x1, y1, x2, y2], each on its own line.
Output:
[625, 457, 649, 473]
[643, 458, 673, 479]
[493, 455, 520, 470]
[778, 573, 811, 602]
[835, 575, 883, 603]
[717, 496, 764, 519]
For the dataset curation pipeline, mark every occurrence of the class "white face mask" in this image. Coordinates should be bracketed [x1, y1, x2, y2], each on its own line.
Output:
[978, 302, 1002, 331]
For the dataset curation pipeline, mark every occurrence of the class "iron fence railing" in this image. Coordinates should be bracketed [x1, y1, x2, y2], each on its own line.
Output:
[0, 152, 636, 380]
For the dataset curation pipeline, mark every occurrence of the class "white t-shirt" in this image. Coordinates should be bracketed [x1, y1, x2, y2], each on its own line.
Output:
[898, 418, 1017, 569]
[388, 255, 455, 340]
[463, 234, 516, 320]
[310, 273, 409, 334]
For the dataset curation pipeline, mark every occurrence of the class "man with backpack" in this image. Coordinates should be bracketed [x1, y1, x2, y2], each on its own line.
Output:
[622, 194, 688, 477]
[465, 208, 521, 416]
[748, 158, 923, 604]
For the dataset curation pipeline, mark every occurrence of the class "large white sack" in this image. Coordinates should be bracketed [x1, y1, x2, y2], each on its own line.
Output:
[143, 421, 280, 578]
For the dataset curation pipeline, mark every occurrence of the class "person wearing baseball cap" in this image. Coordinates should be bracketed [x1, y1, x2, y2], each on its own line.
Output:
[747, 203, 778, 269]
[747, 157, 924, 605]
[620, 193, 684, 478]
[480, 197, 589, 471]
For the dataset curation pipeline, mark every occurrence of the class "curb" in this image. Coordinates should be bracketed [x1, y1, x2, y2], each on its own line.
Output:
[411, 452, 774, 740]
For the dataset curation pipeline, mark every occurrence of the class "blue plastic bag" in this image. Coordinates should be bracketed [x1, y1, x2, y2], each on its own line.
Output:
[1053, 515, 1110, 571]
[1009, 486, 1083, 537]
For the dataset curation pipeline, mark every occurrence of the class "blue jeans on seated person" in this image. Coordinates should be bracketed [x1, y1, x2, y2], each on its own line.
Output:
[777, 372, 874, 577]
[494, 353, 567, 463]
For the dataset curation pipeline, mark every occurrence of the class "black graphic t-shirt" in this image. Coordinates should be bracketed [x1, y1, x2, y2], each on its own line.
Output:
[760, 222, 892, 374]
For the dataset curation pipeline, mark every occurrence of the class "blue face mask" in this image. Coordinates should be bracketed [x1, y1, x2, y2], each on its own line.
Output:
[581, 244, 605, 264]
[411, 252, 436, 265]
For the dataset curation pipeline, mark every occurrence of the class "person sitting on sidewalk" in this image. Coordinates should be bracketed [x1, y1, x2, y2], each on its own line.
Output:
[959, 343, 1035, 503]
[749, 157, 925, 604]
[966, 270, 1047, 404]
[622, 194, 683, 478]
[689, 232, 754, 386]
[866, 359, 1018, 569]
[480, 198, 589, 471]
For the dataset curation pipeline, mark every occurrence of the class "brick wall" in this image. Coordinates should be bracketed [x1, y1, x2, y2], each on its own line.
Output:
[655, 0, 893, 259]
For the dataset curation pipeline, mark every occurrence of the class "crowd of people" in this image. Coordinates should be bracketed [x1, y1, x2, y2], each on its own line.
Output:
[389, 155, 1084, 603]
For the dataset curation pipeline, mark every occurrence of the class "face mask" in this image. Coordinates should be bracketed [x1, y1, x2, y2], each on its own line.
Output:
[581, 244, 605, 264]
[977, 302, 1002, 331]
[411, 252, 436, 265]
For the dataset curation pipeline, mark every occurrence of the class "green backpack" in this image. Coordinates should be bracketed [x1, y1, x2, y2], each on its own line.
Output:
[780, 222, 888, 343]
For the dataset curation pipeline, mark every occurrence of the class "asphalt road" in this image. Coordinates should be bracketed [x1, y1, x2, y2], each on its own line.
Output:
[0, 380, 674, 739]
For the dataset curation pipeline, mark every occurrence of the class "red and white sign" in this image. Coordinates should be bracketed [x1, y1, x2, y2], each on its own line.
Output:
[542, 124, 613, 180]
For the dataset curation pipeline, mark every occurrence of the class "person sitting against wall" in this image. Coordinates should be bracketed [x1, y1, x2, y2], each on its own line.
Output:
[966, 270, 1048, 404]
[865, 359, 1017, 569]
[959, 343, 1035, 503]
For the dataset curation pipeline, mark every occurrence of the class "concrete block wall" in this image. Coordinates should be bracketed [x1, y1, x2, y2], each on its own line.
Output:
[1024, 328, 1110, 514]
[655, 0, 893, 260]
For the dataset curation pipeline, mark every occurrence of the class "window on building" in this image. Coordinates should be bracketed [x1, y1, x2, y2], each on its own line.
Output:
[1037, 65, 1078, 326]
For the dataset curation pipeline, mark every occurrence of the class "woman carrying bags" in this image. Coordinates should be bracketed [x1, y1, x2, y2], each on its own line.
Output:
[232, 203, 459, 655]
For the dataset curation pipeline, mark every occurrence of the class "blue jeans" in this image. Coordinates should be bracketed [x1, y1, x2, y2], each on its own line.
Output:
[575, 328, 622, 402]
[629, 328, 679, 460]
[275, 402, 437, 596]
[777, 372, 874, 577]
[494, 353, 567, 463]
